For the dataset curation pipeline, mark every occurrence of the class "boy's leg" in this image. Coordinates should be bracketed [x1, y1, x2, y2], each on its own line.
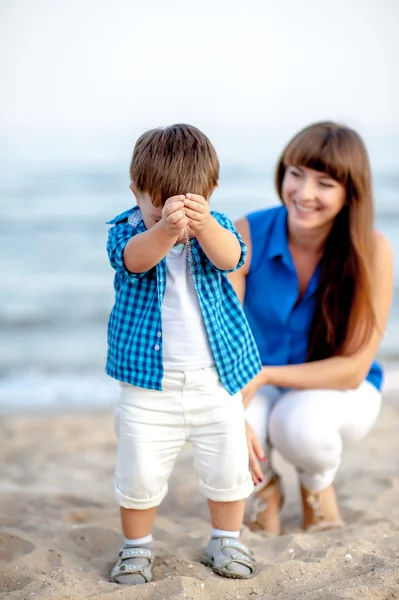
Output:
[187, 369, 255, 578]
[120, 506, 158, 539]
[112, 377, 186, 585]
[204, 499, 254, 578]
[207, 499, 245, 532]
[113, 506, 158, 585]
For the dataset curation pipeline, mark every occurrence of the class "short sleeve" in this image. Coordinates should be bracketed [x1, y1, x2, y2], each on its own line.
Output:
[106, 222, 148, 282]
[211, 211, 247, 273]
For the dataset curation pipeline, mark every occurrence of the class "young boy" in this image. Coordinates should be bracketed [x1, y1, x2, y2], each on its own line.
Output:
[106, 124, 262, 585]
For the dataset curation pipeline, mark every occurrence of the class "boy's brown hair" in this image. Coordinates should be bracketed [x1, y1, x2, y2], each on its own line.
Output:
[130, 124, 219, 206]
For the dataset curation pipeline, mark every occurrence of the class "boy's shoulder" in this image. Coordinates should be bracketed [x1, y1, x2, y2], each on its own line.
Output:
[210, 210, 235, 228]
[106, 206, 141, 227]
[210, 209, 230, 219]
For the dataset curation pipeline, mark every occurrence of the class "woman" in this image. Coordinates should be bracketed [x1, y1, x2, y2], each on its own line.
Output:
[228, 122, 393, 535]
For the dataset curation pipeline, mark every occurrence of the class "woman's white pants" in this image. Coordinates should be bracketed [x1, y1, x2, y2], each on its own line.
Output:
[245, 381, 381, 491]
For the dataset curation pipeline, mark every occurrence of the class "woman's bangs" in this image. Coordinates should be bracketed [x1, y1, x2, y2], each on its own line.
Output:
[283, 129, 349, 186]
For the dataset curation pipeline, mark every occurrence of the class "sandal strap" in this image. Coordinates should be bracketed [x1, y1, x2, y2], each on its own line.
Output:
[111, 561, 152, 583]
[111, 546, 154, 583]
[219, 539, 254, 557]
[213, 553, 255, 573]
[117, 563, 149, 574]
[119, 547, 153, 561]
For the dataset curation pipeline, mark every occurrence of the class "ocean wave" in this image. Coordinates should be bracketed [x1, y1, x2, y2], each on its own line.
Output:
[0, 371, 120, 411]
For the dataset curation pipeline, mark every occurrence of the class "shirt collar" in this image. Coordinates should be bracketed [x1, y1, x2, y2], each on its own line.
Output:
[267, 205, 321, 295]
[267, 206, 293, 269]
[106, 205, 141, 226]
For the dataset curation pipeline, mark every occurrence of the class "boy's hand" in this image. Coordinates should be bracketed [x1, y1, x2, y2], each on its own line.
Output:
[184, 194, 211, 235]
[160, 195, 188, 238]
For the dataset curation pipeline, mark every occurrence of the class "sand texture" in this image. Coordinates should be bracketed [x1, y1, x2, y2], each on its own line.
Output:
[1, 395, 399, 600]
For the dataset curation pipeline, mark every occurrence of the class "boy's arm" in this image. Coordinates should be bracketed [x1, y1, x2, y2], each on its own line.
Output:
[124, 196, 188, 272]
[184, 194, 244, 271]
[123, 222, 176, 273]
[196, 218, 242, 271]
[107, 196, 188, 276]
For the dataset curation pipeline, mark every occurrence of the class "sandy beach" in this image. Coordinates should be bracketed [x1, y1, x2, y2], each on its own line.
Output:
[1, 392, 399, 600]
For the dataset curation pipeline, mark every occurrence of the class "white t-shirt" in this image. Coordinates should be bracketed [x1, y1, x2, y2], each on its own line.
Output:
[162, 244, 215, 370]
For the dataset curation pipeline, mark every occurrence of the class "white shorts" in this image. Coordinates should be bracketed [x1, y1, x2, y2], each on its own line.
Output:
[114, 367, 253, 510]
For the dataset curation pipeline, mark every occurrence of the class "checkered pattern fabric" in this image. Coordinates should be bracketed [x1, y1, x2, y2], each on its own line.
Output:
[106, 206, 261, 395]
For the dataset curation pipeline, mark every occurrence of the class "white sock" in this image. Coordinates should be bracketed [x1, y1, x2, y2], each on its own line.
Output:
[124, 533, 153, 547]
[211, 528, 240, 539]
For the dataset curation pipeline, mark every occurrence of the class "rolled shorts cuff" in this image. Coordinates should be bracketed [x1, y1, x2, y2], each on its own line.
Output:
[114, 483, 168, 510]
[199, 475, 254, 503]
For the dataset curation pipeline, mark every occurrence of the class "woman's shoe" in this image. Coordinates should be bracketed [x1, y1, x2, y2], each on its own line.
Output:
[300, 483, 344, 532]
[246, 473, 285, 536]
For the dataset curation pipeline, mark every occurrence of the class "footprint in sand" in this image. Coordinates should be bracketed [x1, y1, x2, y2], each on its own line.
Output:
[60, 495, 112, 525]
[66, 526, 120, 558]
[0, 569, 33, 594]
[0, 534, 36, 594]
[58, 494, 105, 510]
[0, 533, 36, 562]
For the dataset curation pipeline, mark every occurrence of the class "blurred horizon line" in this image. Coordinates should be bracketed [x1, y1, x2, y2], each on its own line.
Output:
[1, 122, 399, 170]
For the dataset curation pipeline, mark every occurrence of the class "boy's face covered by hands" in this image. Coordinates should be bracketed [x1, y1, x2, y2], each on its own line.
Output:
[132, 187, 211, 244]
[132, 190, 164, 231]
[160, 194, 211, 243]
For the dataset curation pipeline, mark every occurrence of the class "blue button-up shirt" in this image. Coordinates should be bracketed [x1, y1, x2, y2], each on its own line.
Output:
[244, 205, 383, 390]
[106, 206, 262, 394]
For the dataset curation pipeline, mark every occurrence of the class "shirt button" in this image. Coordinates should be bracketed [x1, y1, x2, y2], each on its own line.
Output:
[157, 331, 162, 338]
[154, 344, 160, 351]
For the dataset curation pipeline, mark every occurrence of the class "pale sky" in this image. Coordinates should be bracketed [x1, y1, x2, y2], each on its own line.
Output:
[1, 0, 398, 165]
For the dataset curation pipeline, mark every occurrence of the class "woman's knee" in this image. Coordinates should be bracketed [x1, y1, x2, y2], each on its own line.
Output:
[269, 393, 343, 472]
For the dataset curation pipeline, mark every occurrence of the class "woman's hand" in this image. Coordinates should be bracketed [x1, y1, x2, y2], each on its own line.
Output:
[241, 368, 267, 408]
[245, 420, 267, 485]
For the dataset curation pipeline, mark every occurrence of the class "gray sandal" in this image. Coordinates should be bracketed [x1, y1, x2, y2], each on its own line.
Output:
[201, 537, 256, 579]
[110, 545, 155, 585]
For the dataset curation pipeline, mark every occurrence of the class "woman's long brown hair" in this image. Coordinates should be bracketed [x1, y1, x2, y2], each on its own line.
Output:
[275, 122, 376, 361]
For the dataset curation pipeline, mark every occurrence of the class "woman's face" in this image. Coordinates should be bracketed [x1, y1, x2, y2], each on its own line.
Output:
[282, 165, 346, 234]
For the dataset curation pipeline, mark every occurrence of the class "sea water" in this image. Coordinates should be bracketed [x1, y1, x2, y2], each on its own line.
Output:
[0, 163, 398, 410]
